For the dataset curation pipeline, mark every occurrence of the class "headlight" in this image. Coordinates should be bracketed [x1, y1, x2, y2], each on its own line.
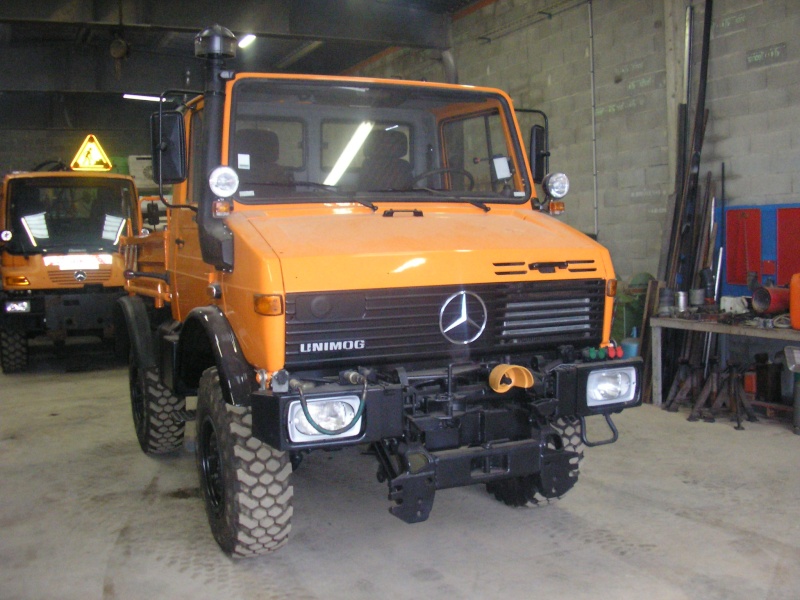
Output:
[543, 172, 569, 199]
[5, 300, 30, 313]
[287, 396, 362, 442]
[586, 367, 636, 407]
[208, 166, 239, 198]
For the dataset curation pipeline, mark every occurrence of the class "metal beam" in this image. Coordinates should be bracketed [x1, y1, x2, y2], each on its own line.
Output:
[0, 0, 451, 49]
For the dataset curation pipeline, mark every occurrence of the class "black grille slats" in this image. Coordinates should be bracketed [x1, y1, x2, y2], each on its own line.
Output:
[285, 280, 606, 368]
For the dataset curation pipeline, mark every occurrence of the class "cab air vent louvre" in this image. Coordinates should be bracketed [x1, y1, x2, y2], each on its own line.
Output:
[493, 259, 598, 276]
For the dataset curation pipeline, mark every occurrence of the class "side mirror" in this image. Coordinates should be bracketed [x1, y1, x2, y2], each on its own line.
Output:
[529, 124, 549, 184]
[150, 111, 186, 185]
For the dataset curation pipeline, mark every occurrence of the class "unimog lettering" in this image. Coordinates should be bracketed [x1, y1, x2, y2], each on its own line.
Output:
[119, 25, 642, 558]
[300, 340, 366, 352]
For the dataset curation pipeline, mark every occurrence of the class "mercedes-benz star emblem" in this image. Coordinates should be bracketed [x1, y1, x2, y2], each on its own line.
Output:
[439, 291, 487, 345]
[74, 270, 87, 282]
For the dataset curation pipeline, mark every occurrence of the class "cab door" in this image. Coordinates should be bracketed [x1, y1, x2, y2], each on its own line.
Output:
[168, 107, 212, 321]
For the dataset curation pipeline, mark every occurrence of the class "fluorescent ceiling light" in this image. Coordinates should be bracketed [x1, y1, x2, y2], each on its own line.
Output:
[323, 121, 374, 186]
[123, 94, 163, 102]
[238, 34, 256, 48]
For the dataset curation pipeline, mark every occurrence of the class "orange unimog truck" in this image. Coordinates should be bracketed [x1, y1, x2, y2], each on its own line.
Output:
[0, 169, 136, 372]
[119, 25, 641, 557]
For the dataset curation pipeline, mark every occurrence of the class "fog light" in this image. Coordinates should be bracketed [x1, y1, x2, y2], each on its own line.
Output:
[208, 166, 239, 198]
[287, 396, 362, 442]
[5, 300, 30, 313]
[586, 367, 636, 407]
[542, 172, 569, 199]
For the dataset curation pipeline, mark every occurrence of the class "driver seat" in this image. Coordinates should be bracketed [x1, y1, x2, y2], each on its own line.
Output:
[358, 130, 413, 191]
[234, 129, 290, 185]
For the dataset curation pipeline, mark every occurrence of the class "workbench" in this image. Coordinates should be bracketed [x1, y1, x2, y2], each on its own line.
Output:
[649, 316, 800, 406]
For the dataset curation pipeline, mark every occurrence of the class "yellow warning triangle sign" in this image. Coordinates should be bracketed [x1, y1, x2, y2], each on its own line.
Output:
[70, 134, 113, 171]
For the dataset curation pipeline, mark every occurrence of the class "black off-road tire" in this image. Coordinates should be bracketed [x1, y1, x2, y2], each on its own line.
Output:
[487, 416, 585, 507]
[0, 330, 29, 374]
[129, 356, 185, 454]
[196, 367, 293, 557]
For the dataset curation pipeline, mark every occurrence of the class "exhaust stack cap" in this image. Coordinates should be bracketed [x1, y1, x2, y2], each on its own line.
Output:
[195, 24, 237, 59]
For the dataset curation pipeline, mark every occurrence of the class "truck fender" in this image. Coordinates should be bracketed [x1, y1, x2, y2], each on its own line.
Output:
[116, 295, 156, 369]
[177, 306, 253, 406]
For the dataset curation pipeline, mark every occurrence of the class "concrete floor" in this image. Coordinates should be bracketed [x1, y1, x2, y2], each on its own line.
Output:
[1, 342, 799, 600]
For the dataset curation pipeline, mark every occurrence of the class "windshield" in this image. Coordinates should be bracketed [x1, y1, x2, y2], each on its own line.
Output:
[5, 176, 132, 255]
[229, 79, 531, 204]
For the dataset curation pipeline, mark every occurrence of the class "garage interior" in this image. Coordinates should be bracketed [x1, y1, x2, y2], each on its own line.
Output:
[1, 1, 799, 599]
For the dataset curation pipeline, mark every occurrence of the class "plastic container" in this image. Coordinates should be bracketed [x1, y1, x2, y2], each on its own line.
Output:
[621, 326, 640, 358]
[791, 273, 800, 330]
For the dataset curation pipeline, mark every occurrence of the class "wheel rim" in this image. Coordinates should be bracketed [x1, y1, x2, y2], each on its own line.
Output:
[199, 416, 225, 516]
[129, 363, 146, 439]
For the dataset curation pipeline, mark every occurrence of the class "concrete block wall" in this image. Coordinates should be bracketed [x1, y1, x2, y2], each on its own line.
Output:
[354, 0, 800, 283]
[699, 0, 800, 209]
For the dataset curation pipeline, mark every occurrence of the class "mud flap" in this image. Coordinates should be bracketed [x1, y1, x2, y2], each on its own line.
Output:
[536, 448, 580, 498]
[388, 468, 436, 524]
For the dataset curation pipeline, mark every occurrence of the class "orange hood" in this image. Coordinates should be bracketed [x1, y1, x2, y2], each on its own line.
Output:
[238, 206, 614, 293]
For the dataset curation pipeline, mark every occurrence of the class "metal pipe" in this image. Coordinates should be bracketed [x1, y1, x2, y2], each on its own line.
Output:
[440, 49, 458, 84]
[588, 0, 599, 237]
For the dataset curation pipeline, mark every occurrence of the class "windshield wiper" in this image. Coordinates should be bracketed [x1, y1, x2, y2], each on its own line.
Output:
[412, 187, 491, 212]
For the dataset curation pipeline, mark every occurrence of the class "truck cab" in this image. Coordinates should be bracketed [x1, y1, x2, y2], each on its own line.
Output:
[0, 170, 135, 372]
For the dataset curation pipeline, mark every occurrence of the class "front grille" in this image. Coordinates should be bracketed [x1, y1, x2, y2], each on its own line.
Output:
[48, 268, 112, 285]
[285, 280, 606, 369]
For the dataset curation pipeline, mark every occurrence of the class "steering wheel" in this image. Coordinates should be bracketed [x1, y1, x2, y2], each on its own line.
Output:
[412, 168, 475, 191]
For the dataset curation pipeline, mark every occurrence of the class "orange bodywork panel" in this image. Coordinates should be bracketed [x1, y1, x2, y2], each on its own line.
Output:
[217, 202, 615, 373]
[125, 74, 617, 375]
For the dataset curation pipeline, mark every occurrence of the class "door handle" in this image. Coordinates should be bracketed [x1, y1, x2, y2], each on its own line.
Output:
[175, 238, 185, 249]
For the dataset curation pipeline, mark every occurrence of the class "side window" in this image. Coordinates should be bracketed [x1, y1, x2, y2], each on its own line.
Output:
[233, 120, 304, 170]
[186, 109, 204, 205]
[442, 111, 507, 192]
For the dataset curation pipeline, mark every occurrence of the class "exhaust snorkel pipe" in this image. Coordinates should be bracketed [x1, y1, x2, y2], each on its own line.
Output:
[195, 24, 237, 271]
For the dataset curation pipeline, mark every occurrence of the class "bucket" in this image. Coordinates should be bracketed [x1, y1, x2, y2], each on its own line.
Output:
[752, 286, 790, 315]
[791, 273, 800, 330]
[689, 288, 706, 306]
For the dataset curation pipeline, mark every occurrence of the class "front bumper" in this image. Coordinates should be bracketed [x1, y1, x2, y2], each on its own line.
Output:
[250, 356, 641, 522]
[250, 357, 642, 451]
[0, 288, 124, 334]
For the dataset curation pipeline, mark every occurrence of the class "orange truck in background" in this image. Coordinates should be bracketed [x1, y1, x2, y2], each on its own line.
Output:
[0, 169, 136, 372]
[119, 25, 641, 558]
